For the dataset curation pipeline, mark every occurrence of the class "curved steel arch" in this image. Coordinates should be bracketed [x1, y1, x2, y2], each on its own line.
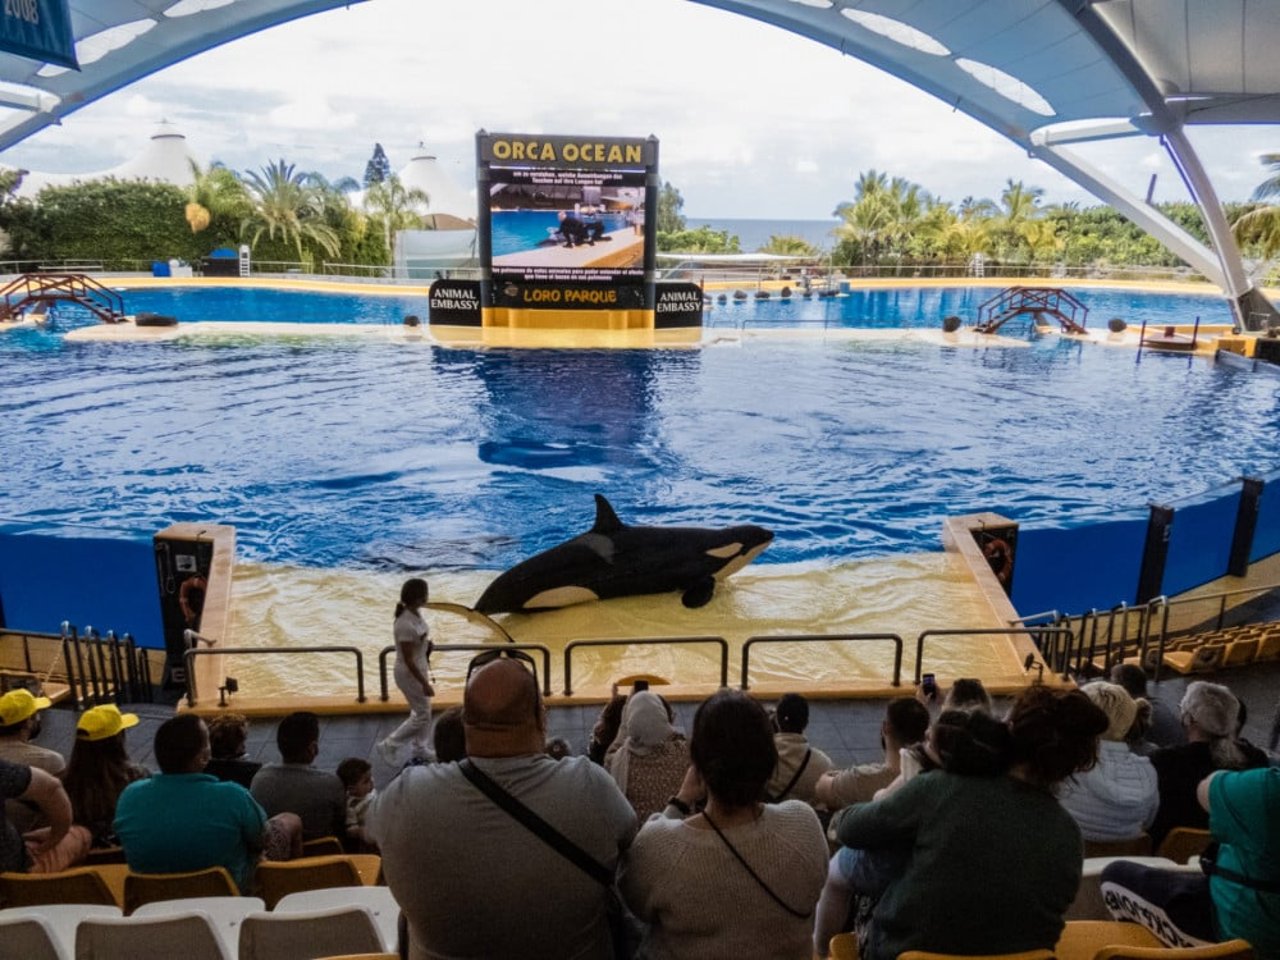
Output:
[0, 0, 1274, 324]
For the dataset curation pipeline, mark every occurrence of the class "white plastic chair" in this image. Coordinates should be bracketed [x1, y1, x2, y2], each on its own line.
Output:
[0, 913, 62, 960]
[275, 886, 400, 952]
[74, 911, 230, 960]
[133, 895, 265, 956]
[238, 905, 383, 960]
[0, 903, 121, 960]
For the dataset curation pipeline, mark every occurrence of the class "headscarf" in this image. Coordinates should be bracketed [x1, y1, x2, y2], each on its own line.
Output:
[608, 691, 679, 791]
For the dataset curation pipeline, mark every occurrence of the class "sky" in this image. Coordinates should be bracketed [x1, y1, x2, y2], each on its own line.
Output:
[2, 0, 1279, 220]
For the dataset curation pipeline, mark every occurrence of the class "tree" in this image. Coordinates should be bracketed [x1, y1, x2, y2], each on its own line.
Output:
[657, 181, 686, 233]
[759, 234, 817, 256]
[364, 174, 429, 255]
[1233, 154, 1280, 264]
[364, 143, 391, 189]
[240, 159, 342, 265]
[656, 225, 740, 254]
[183, 161, 251, 247]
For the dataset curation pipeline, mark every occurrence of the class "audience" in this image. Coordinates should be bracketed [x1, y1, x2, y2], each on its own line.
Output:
[545, 737, 572, 760]
[115, 714, 301, 891]
[250, 711, 347, 842]
[607, 690, 690, 822]
[368, 653, 636, 960]
[1057, 681, 1158, 843]
[0, 689, 66, 837]
[0, 757, 83, 874]
[766, 693, 833, 805]
[815, 698, 930, 809]
[432, 705, 467, 763]
[203, 713, 261, 789]
[1111, 663, 1185, 752]
[60, 704, 149, 848]
[836, 686, 1108, 960]
[1103, 766, 1279, 955]
[620, 689, 828, 960]
[941, 677, 993, 714]
[336, 756, 375, 849]
[1149, 681, 1268, 845]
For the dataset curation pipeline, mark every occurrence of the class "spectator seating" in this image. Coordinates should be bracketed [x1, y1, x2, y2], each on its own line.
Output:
[275, 886, 399, 953]
[0, 903, 120, 960]
[898, 951, 1055, 960]
[1056, 920, 1162, 960]
[1093, 940, 1254, 960]
[0, 864, 125, 907]
[1155, 827, 1214, 864]
[1084, 835, 1152, 859]
[82, 846, 126, 866]
[830, 932, 858, 959]
[238, 905, 384, 960]
[301, 836, 345, 857]
[123, 865, 239, 913]
[314, 955, 397, 960]
[76, 911, 230, 960]
[255, 855, 378, 909]
[133, 895, 264, 956]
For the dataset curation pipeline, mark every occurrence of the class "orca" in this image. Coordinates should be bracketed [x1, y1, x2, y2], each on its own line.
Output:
[474, 494, 774, 614]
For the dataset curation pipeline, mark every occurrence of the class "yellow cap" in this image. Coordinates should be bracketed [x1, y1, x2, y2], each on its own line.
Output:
[76, 704, 140, 742]
[0, 689, 52, 726]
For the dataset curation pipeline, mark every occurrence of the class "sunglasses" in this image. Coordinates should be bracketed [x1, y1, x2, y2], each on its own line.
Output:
[465, 647, 540, 688]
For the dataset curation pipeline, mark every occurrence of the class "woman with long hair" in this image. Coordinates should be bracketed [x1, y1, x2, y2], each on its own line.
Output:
[620, 689, 828, 959]
[61, 704, 149, 848]
[376, 577, 435, 764]
[835, 686, 1109, 960]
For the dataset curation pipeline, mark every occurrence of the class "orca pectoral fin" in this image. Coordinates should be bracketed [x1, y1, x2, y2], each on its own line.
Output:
[681, 577, 716, 609]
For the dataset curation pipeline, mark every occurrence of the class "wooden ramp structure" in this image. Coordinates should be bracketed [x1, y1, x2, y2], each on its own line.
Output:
[975, 286, 1089, 335]
[0, 273, 127, 324]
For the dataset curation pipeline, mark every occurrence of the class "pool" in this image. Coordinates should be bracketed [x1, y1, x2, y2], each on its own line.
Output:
[491, 210, 632, 255]
[4, 281, 1275, 695]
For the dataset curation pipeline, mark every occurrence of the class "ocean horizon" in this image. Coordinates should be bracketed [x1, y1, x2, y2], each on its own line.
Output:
[685, 217, 841, 254]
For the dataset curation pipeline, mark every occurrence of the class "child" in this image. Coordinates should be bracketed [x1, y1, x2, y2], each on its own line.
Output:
[336, 757, 376, 850]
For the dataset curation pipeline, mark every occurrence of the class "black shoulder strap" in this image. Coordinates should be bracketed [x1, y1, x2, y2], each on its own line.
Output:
[702, 810, 811, 919]
[459, 759, 612, 887]
[1202, 846, 1280, 894]
[769, 748, 812, 804]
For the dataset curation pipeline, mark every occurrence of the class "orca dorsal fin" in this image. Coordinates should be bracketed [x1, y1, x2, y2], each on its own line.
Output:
[592, 494, 624, 534]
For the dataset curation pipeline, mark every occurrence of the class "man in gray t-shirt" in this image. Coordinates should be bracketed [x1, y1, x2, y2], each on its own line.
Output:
[368, 657, 637, 960]
[250, 711, 346, 842]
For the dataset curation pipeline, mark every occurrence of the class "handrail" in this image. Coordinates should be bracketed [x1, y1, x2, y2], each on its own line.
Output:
[915, 627, 1076, 683]
[563, 637, 728, 697]
[184, 645, 366, 708]
[377, 642, 553, 700]
[741, 633, 904, 689]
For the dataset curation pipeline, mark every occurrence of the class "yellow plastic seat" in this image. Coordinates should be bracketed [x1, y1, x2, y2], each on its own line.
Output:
[898, 950, 1055, 960]
[1155, 828, 1214, 865]
[254, 855, 374, 910]
[1092, 939, 1254, 960]
[301, 836, 345, 857]
[1221, 639, 1257, 667]
[1084, 835, 1152, 859]
[0, 864, 124, 908]
[314, 954, 398, 960]
[123, 865, 239, 914]
[1254, 631, 1280, 661]
[831, 931, 859, 959]
[1056, 920, 1162, 960]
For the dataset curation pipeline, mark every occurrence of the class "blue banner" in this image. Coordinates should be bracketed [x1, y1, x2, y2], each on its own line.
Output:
[0, 0, 77, 69]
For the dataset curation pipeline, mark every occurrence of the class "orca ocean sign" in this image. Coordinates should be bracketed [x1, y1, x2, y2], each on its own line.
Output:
[0, 0, 77, 69]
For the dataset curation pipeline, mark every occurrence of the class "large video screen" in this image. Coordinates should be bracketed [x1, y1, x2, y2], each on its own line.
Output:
[478, 133, 656, 309]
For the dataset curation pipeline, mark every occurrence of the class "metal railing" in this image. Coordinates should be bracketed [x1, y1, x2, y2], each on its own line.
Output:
[563, 637, 728, 697]
[914, 627, 1075, 683]
[741, 633, 905, 689]
[184, 645, 366, 707]
[378, 642, 553, 700]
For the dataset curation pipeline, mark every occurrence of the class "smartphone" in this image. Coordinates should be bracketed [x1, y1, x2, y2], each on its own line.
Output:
[633, 679, 650, 692]
[921, 673, 938, 700]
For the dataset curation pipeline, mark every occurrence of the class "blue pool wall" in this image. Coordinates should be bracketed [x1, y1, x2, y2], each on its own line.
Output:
[0, 533, 163, 648]
[1010, 469, 1280, 616]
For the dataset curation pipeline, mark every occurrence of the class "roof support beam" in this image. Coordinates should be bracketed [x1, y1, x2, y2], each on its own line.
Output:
[1028, 141, 1226, 287]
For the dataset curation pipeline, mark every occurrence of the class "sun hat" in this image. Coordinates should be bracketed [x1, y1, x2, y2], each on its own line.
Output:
[1083, 681, 1140, 741]
[0, 689, 52, 726]
[76, 704, 140, 742]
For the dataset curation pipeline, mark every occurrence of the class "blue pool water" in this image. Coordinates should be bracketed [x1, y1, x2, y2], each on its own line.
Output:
[1, 284, 1275, 573]
[491, 210, 631, 256]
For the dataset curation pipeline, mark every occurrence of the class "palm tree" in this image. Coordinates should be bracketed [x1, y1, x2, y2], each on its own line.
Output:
[759, 234, 817, 256]
[1233, 153, 1280, 263]
[240, 159, 341, 265]
[184, 160, 249, 237]
[364, 174, 429, 255]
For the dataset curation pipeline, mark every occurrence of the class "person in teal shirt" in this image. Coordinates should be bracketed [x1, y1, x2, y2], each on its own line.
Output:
[114, 714, 283, 892]
[1204, 767, 1280, 957]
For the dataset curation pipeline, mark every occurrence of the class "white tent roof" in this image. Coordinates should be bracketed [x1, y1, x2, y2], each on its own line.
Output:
[397, 146, 475, 222]
[13, 119, 195, 197]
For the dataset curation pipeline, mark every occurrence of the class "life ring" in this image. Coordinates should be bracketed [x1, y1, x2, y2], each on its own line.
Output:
[982, 537, 1013, 584]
